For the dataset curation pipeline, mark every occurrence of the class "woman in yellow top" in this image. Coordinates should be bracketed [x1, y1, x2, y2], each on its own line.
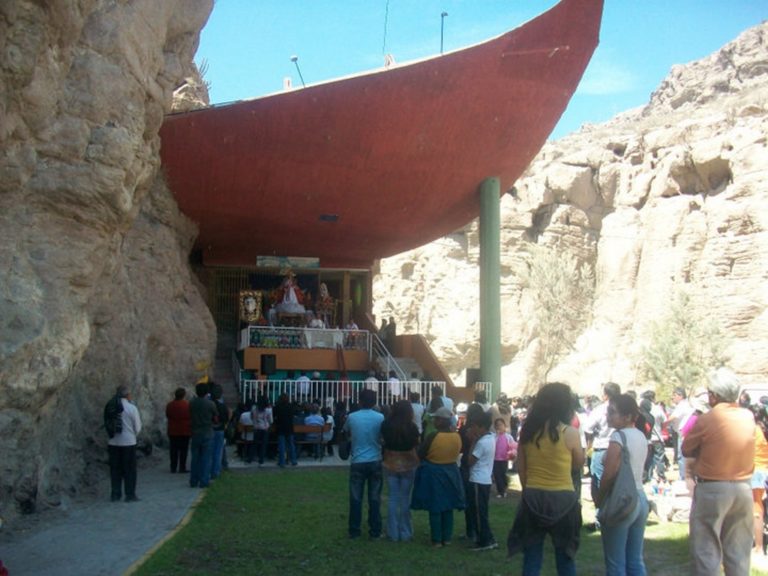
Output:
[411, 406, 465, 547]
[508, 382, 584, 576]
[751, 404, 768, 554]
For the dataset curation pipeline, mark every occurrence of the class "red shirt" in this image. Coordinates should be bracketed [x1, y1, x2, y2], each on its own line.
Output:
[166, 399, 191, 436]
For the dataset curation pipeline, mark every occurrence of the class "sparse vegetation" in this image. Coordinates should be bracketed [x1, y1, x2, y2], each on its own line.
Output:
[640, 290, 728, 398]
[518, 243, 595, 384]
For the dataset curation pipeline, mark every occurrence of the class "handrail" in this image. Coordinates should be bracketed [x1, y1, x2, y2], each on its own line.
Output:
[369, 332, 407, 381]
[232, 350, 243, 388]
[239, 378, 446, 408]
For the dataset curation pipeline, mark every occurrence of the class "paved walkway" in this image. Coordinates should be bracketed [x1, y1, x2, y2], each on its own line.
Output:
[0, 447, 346, 576]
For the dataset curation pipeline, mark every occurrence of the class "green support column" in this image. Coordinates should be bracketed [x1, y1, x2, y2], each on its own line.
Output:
[479, 177, 501, 402]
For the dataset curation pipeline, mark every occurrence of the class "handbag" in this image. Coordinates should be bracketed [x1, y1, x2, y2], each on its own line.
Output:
[597, 430, 638, 527]
[337, 431, 351, 461]
[382, 448, 419, 473]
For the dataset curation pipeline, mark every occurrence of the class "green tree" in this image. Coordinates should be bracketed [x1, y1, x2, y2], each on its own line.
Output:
[640, 290, 728, 399]
[518, 243, 595, 384]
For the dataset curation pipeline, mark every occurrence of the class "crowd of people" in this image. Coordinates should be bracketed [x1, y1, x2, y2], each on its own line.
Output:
[104, 367, 764, 575]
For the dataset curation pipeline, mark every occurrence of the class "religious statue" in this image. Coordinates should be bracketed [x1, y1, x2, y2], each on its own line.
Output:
[274, 271, 306, 314]
[239, 290, 262, 325]
[315, 282, 335, 327]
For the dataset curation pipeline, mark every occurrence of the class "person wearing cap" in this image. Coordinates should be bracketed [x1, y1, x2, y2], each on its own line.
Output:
[343, 389, 385, 539]
[682, 367, 755, 576]
[411, 406, 465, 547]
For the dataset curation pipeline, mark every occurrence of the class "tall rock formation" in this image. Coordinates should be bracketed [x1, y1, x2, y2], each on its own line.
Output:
[0, 1, 215, 517]
[374, 22, 768, 395]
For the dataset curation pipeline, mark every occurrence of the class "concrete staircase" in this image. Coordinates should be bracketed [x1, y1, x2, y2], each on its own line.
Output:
[214, 331, 240, 408]
[375, 356, 423, 380]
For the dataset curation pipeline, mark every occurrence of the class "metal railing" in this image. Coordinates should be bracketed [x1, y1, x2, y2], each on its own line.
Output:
[473, 381, 493, 403]
[239, 379, 445, 408]
[238, 325, 370, 352]
[369, 332, 407, 380]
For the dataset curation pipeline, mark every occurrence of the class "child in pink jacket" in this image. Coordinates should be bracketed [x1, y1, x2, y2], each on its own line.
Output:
[493, 418, 518, 497]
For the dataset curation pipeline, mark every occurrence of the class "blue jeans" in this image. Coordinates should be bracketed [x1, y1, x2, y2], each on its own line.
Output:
[676, 434, 685, 480]
[523, 537, 576, 576]
[601, 489, 649, 576]
[590, 449, 606, 507]
[190, 432, 213, 488]
[385, 469, 415, 541]
[211, 429, 225, 478]
[349, 461, 383, 538]
[278, 434, 297, 466]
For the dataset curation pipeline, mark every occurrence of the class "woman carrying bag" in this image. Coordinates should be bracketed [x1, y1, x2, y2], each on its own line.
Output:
[596, 394, 650, 576]
[381, 400, 421, 541]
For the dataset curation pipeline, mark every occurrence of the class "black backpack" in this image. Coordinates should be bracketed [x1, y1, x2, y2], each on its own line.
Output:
[104, 395, 124, 438]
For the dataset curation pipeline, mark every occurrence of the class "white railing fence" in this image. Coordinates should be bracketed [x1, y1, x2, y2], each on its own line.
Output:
[239, 379, 445, 408]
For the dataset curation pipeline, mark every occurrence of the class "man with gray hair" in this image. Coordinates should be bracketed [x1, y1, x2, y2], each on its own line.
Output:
[106, 385, 142, 502]
[682, 367, 755, 576]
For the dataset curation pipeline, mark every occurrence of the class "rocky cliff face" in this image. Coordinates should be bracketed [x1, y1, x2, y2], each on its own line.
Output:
[0, 1, 215, 517]
[374, 22, 768, 395]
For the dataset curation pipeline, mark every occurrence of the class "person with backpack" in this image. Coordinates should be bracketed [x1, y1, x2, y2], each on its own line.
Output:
[104, 384, 142, 502]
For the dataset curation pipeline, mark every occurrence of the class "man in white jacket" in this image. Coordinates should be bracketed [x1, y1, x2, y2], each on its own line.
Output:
[107, 385, 142, 502]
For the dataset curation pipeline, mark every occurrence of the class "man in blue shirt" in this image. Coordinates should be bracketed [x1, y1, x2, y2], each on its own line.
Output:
[343, 389, 384, 539]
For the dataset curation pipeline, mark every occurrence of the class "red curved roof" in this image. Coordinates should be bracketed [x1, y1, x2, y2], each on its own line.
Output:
[160, 0, 603, 268]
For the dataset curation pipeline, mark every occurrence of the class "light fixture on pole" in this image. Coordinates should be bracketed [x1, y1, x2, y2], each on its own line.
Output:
[440, 12, 448, 54]
[290, 55, 306, 88]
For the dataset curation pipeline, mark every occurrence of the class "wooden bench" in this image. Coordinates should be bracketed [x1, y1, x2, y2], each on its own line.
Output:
[293, 423, 332, 461]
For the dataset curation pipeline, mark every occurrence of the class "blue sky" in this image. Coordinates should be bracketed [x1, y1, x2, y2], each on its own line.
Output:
[196, 1, 766, 139]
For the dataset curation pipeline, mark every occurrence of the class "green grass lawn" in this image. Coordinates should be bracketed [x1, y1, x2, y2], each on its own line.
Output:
[134, 468, 761, 576]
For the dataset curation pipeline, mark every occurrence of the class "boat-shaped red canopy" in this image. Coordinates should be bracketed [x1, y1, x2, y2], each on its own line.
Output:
[160, 0, 603, 268]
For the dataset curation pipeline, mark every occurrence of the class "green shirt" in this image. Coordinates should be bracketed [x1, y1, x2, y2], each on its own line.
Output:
[189, 396, 217, 436]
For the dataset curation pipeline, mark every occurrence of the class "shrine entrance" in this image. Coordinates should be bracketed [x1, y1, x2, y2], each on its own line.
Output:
[204, 266, 371, 333]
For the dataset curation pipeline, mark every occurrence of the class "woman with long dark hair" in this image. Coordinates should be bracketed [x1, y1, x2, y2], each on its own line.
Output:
[596, 394, 649, 575]
[508, 382, 584, 575]
[381, 400, 421, 541]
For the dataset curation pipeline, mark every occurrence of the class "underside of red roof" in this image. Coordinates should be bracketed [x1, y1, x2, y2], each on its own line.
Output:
[160, 0, 603, 269]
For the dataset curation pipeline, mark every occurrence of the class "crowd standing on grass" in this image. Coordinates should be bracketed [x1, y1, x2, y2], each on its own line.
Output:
[107, 364, 766, 573]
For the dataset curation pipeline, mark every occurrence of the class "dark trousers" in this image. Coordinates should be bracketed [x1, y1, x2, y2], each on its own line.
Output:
[169, 435, 190, 473]
[644, 441, 667, 482]
[108, 444, 137, 499]
[461, 467, 476, 539]
[492, 460, 509, 495]
[469, 482, 493, 546]
[254, 429, 269, 464]
[348, 461, 383, 538]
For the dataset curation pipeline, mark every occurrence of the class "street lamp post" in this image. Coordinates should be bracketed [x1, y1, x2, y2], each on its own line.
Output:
[440, 12, 448, 54]
[290, 55, 306, 88]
